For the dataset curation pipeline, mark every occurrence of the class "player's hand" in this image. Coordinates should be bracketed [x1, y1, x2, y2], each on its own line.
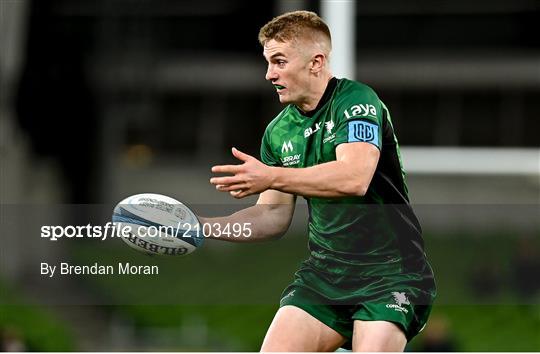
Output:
[210, 147, 274, 199]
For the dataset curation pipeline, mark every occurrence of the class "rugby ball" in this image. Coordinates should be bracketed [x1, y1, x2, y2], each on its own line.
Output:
[112, 193, 203, 256]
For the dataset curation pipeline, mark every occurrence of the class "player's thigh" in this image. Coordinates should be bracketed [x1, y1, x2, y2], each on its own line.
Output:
[261, 305, 346, 352]
[352, 320, 407, 352]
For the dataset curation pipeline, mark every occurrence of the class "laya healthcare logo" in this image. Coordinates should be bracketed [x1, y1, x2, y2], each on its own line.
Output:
[344, 103, 377, 119]
[348, 120, 379, 146]
[280, 140, 301, 166]
[386, 292, 410, 313]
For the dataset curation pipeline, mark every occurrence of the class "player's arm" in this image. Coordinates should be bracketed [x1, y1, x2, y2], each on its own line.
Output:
[198, 189, 295, 242]
[211, 143, 379, 198]
[270, 142, 379, 197]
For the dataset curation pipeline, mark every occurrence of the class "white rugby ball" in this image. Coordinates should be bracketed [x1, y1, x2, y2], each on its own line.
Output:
[112, 193, 203, 256]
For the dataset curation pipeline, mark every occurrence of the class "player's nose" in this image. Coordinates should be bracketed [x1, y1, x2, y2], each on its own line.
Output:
[265, 65, 277, 81]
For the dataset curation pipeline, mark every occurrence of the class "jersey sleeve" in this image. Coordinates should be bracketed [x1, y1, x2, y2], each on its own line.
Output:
[260, 125, 281, 167]
[333, 83, 384, 150]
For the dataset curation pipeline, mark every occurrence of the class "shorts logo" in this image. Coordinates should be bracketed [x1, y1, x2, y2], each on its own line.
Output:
[280, 289, 295, 303]
[348, 121, 379, 146]
[392, 292, 410, 306]
[386, 292, 410, 313]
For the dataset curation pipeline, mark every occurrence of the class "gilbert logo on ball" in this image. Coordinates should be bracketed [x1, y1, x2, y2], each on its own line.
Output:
[112, 193, 203, 256]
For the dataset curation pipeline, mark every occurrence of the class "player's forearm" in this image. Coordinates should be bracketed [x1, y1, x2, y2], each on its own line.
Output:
[269, 160, 370, 198]
[198, 204, 291, 243]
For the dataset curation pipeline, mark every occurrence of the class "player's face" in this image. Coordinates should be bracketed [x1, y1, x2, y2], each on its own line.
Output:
[263, 39, 314, 107]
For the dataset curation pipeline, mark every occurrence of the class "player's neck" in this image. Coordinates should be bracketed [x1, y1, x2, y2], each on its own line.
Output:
[296, 74, 334, 113]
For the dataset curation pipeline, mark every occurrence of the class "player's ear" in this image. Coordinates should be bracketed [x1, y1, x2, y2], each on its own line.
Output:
[310, 53, 325, 74]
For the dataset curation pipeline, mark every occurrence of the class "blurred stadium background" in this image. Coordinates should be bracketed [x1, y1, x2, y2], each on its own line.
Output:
[1, 0, 539, 351]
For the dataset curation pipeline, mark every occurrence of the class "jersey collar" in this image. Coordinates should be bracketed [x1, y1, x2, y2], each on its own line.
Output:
[296, 77, 338, 118]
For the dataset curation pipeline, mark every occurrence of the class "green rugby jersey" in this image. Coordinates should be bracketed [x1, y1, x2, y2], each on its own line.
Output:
[261, 78, 429, 276]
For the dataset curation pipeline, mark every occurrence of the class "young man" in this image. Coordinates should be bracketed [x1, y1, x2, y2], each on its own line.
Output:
[203, 11, 436, 352]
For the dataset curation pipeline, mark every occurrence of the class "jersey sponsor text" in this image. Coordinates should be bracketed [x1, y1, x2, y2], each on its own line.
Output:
[344, 103, 377, 119]
[281, 154, 301, 166]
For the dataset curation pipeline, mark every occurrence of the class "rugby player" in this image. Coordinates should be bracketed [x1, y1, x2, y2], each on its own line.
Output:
[202, 11, 436, 352]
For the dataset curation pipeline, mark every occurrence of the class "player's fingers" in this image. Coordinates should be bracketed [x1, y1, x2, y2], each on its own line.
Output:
[231, 147, 252, 162]
[231, 191, 250, 199]
[211, 164, 242, 174]
[231, 189, 253, 199]
[217, 183, 248, 192]
[229, 190, 243, 198]
[210, 176, 241, 185]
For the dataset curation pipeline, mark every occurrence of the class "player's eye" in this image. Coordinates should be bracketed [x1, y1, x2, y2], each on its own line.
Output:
[277, 60, 286, 68]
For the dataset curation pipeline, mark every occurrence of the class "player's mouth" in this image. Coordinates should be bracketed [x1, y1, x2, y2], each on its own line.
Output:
[273, 84, 286, 91]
